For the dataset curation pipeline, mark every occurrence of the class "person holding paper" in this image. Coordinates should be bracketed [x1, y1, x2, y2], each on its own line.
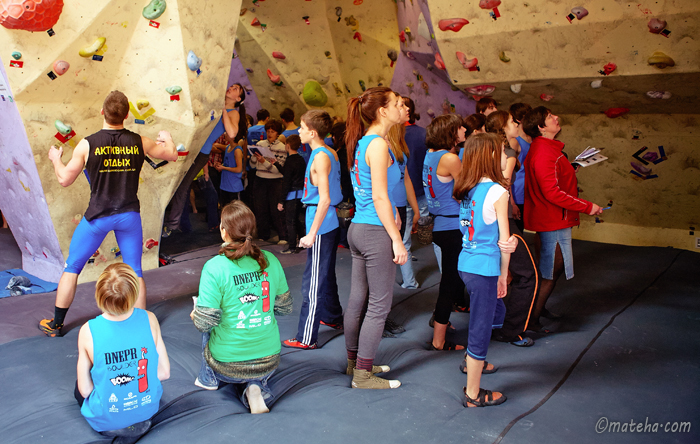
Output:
[521, 107, 604, 332]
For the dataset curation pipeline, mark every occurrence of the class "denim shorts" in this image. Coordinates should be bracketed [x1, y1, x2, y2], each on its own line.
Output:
[538, 227, 574, 280]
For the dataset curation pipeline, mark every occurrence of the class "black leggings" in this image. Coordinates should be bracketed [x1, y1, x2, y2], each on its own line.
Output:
[432, 229, 466, 324]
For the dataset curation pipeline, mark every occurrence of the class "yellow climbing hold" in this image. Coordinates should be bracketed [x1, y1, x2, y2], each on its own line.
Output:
[499, 51, 510, 63]
[79, 37, 107, 58]
[136, 100, 150, 110]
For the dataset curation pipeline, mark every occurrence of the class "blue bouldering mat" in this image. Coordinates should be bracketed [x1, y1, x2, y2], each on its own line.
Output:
[1, 269, 58, 298]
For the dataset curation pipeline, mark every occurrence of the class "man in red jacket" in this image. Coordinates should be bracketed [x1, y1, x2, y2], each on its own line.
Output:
[522, 107, 603, 332]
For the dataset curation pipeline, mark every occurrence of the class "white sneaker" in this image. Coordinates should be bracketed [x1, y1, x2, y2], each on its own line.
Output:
[277, 240, 288, 245]
[194, 378, 218, 390]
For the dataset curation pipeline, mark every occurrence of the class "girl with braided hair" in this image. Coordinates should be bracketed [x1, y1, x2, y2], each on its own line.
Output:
[191, 201, 292, 413]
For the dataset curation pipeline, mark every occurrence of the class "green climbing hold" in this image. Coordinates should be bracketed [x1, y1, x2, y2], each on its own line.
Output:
[359, 80, 366, 91]
[303, 81, 328, 107]
[11, 51, 21, 60]
[143, 0, 167, 20]
[54, 120, 72, 136]
[166, 85, 182, 95]
[499, 51, 511, 63]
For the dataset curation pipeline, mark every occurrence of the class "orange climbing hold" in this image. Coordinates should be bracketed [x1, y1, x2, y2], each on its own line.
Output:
[0, 0, 64, 31]
[438, 18, 469, 32]
[251, 17, 260, 26]
[267, 69, 281, 83]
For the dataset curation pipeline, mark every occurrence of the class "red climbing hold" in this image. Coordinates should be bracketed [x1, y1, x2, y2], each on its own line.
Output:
[251, 17, 260, 26]
[0, 0, 64, 31]
[353, 31, 362, 42]
[479, 0, 501, 9]
[434, 52, 445, 70]
[600, 63, 617, 76]
[438, 18, 469, 32]
[456, 52, 478, 70]
[272, 51, 286, 60]
[604, 107, 630, 118]
[399, 30, 406, 43]
[267, 69, 281, 83]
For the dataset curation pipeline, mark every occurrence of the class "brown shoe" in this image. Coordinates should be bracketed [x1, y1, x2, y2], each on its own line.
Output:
[351, 368, 400, 389]
[346, 359, 390, 376]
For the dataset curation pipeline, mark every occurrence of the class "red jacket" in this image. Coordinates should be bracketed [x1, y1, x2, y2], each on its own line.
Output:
[524, 137, 592, 232]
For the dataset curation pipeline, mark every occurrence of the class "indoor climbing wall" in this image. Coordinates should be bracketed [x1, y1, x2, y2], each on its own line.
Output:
[235, 0, 399, 120]
[392, 0, 476, 125]
[420, 0, 699, 251]
[0, 0, 242, 283]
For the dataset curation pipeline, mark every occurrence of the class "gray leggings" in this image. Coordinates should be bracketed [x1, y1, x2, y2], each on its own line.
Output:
[344, 223, 395, 361]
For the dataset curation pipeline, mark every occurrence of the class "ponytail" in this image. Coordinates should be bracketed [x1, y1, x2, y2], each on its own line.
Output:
[218, 201, 268, 272]
[344, 86, 395, 171]
[218, 237, 268, 272]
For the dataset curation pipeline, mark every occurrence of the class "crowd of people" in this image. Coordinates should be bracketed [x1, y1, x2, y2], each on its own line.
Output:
[34, 86, 605, 441]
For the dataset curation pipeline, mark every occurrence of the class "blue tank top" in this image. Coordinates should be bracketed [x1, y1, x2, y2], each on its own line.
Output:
[201, 109, 234, 155]
[220, 145, 244, 193]
[423, 151, 460, 231]
[392, 157, 408, 207]
[351, 135, 400, 226]
[458, 182, 501, 276]
[512, 136, 531, 205]
[81, 309, 162, 432]
[247, 124, 266, 147]
[302, 146, 343, 235]
[282, 128, 311, 164]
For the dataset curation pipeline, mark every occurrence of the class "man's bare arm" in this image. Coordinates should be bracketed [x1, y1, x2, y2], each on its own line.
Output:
[142, 131, 177, 161]
[49, 139, 89, 187]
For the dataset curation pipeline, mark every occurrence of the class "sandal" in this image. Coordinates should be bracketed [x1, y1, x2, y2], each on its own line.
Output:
[463, 387, 507, 407]
[459, 359, 497, 375]
[430, 340, 463, 351]
[428, 314, 456, 332]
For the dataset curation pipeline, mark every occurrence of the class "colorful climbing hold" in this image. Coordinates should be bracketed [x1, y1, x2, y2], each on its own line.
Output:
[479, 0, 501, 8]
[272, 51, 286, 60]
[142, 0, 166, 20]
[387, 49, 397, 67]
[187, 50, 202, 71]
[267, 69, 281, 84]
[434, 52, 445, 70]
[353, 31, 362, 42]
[456, 52, 478, 70]
[79, 37, 106, 57]
[53, 60, 69, 75]
[648, 51, 674, 68]
[399, 30, 406, 43]
[136, 100, 149, 110]
[54, 120, 72, 136]
[498, 51, 510, 63]
[240, 8, 247, 16]
[466, 85, 495, 96]
[647, 18, 666, 34]
[251, 17, 260, 26]
[335, 7, 342, 22]
[359, 80, 366, 92]
[422, 82, 429, 95]
[303, 80, 328, 107]
[11, 51, 21, 60]
[590, 80, 603, 88]
[510, 84, 522, 93]
[599, 63, 616, 76]
[646, 91, 672, 99]
[165, 85, 182, 95]
[353, 0, 363, 5]
[570, 6, 588, 20]
[604, 107, 630, 118]
[324, 51, 332, 59]
[0, 0, 64, 32]
[438, 18, 469, 32]
[540, 93, 554, 102]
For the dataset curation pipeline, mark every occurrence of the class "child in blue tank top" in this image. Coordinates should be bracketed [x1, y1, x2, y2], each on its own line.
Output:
[453, 133, 514, 408]
[282, 110, 345, 350]
[343, 87, 407, 390]
[76, 263, 170, 440]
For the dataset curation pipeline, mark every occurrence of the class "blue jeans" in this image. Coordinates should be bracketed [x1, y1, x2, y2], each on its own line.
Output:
[397, 206, 418, 289]
[539, 227, 574, 280]
[197, 333, 275, 409]
[459, 272, 505, 361]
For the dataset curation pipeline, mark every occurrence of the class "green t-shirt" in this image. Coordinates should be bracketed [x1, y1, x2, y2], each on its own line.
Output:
[197, 250, 289, 362]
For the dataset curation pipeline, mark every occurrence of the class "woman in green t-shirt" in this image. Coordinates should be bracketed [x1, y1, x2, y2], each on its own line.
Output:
[191, 201, 292, 414]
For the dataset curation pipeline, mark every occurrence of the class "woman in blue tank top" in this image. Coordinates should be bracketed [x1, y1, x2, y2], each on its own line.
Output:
[453, 133, 512, 408]
[422, 114, 468, 351]
[343, 87, 407, 390]
[76, 263, 170, 440]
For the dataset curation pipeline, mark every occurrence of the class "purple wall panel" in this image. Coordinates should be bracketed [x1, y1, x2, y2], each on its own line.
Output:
[0, 58, 63, 282]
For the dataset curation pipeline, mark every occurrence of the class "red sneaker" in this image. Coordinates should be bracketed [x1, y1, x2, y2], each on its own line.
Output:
[320, 320, 343, 330]
[282, 338, 318, 349]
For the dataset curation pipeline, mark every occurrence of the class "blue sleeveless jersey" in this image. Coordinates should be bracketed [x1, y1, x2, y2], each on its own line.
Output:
[351, 135, 400, 226]
[512, 136, 531, 205]
[81, 309, 162, 432]
[220, 145, 244, 193]
[392, 157, 408, 207]
[422, 151, 459, 231]
[302, 146, 343, 235]
[458, 182, 501, 276]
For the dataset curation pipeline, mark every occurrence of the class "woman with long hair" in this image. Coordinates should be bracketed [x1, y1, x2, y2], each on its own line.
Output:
[343, 87, 407, 389]
[385, 97, 420, 290]
[453, 133, 511, 407]
[191, 201, 292, 413]
[423, 114, 467, 350]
